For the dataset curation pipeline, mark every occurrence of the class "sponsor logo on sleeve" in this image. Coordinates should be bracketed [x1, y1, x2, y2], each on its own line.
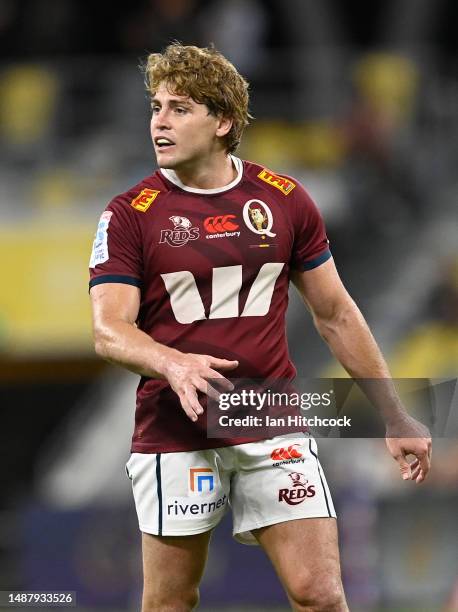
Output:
[278, 472, 316, 505]
[89, 210, 113, 268]
[130, 188, 160, 212]
[257, 169, 296, 195]
[204, 214, 240, 239]
[159, 216, 199, 247]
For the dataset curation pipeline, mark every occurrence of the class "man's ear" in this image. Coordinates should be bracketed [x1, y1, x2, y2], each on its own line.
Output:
[216, 115, 233, 138]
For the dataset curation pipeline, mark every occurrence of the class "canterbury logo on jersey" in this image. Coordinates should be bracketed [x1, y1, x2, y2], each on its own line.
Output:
[257, 169, 296, 195]
[204, 215, 239, 233]
[161, 262, 284, 324]
[271, 444, 303, 461]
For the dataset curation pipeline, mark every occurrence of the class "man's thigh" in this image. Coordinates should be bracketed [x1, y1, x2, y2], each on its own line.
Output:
[126, 451, 230, 536]
[254, 518, 347, 610]
[231, 434, 336, 544]
[142, 530, 212, 611]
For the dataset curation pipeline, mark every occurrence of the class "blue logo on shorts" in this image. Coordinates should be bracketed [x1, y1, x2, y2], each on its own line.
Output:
[189, 468, 214, 493]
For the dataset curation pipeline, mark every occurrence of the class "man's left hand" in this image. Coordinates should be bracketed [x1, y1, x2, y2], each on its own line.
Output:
[385, 415, 432, 484]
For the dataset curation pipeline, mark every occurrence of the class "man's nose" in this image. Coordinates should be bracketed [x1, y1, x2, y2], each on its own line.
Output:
[153, 108, 171, 128]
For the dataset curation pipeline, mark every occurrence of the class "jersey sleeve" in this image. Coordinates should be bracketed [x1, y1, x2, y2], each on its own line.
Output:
[290, 184, 331, 271]
[89, 197, 143, 290]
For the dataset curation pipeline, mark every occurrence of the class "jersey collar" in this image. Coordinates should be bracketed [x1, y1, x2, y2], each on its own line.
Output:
[160, 155, 243, 194]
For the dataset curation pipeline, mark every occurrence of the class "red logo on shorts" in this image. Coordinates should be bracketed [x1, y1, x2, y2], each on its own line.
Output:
[271, 444, 303, 461]
[204, 215, 239, 233]
[278, 472, 316, 505]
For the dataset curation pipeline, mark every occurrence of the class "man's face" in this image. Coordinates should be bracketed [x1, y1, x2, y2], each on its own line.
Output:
[150, 83, 226, 170]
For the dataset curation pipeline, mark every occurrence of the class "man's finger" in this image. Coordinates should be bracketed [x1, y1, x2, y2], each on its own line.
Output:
[410, 463, 421, 481]
[185, 387, 204, 417]
[409, 458, 420, 479]
[205, 368, 234, 391]
[395, 453, 411, 480]
[193, 377, 221, 402]
[181, 387, 203, 422]
[206, 357, 239, 371]
[178, 394, 198, 422]
[418, 448, 431, 477]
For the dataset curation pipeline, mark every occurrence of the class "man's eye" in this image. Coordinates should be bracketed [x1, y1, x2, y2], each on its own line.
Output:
[151, 105, 160, 114]
[175, 107, 187, 114]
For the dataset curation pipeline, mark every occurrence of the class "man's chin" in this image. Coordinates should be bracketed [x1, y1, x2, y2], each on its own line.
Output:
[156, 156, 179, 170]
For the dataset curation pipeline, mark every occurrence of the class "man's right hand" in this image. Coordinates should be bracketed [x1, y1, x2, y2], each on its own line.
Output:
[91, 284, 238, 422]
[162, 352, 239, 422]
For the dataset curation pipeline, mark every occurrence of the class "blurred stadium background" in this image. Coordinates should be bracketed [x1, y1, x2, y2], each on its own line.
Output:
[0, 1, 457, 610]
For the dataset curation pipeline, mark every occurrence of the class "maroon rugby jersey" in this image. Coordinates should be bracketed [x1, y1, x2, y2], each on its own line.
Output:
[89, 156, 331, 453]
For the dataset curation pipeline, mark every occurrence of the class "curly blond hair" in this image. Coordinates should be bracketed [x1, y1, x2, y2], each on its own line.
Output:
[144, 43, 251, 153]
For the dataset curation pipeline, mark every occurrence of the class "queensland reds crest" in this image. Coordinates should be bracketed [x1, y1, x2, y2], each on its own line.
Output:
[159, 216, 200, 247]
[243, 199, 276, 237]
[278, 472, 316, 505]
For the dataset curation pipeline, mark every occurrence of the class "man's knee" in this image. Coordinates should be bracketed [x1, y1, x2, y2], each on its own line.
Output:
[142, 587, 199, 612]
[287, 571, 346, 611]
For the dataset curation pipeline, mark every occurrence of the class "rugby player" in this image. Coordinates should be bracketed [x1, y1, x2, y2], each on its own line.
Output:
[89, 43, 431, 612]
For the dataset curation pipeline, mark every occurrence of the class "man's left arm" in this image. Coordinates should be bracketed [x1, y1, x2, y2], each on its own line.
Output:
[291, 258, 432, 483]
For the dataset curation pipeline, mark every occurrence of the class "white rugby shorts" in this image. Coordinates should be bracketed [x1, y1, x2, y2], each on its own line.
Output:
[125, 432, 336, 545]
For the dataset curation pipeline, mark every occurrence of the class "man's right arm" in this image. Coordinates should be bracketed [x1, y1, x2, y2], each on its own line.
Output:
[90, 283, 237, 421]
[91, 282, 170, 378]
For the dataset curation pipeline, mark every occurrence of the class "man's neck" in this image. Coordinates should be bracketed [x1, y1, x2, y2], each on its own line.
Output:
[170, 152, 237, 190]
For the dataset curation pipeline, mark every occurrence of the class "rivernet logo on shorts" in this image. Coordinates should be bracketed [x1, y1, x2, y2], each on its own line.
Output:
[278, 472, 316, 505]
[166, 494, 227, 521]
[270, 444, 305, 467]
[165, 467, 223, 521]
[189, 467, 214, 494]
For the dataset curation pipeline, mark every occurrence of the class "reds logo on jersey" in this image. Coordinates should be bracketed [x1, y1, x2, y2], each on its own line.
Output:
[159, 216, 200, 247]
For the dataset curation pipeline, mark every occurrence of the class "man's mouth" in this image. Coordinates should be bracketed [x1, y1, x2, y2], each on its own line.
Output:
[155, 137, 175, 150]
